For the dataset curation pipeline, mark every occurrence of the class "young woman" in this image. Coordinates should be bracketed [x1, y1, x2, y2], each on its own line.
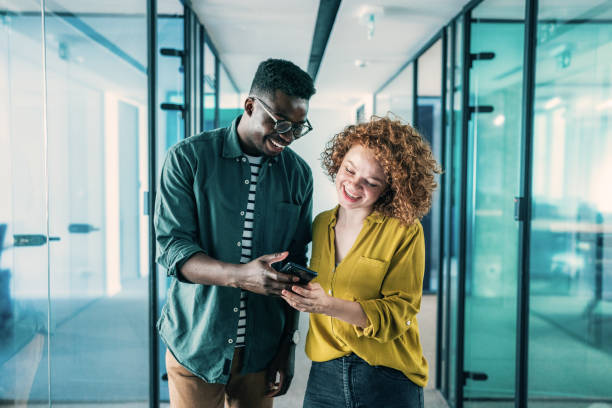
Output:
[281, 116, 441, 407]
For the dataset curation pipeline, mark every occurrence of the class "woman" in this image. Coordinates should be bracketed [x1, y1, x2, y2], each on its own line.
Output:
[281, 116, 441, 407]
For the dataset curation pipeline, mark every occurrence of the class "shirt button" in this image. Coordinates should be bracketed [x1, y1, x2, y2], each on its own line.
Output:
[406, 320, 411, 326]
[240, 211, 245, 216]
[228, 339, 234, 344]
[244, 179, 250, 184]
[242, 157, 247, 162]
[233, 307, 239, 312]
[237, 241, 241, 247]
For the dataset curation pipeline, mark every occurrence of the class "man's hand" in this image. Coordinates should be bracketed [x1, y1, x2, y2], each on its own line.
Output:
[236, 252, 299, 296]
[265, 340, 295, 397]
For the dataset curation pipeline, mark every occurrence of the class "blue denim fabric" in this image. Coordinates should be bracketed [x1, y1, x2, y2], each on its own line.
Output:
[303, 354, 424, 408]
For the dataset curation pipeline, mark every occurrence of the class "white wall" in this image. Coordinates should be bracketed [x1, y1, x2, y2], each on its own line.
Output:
[291, 100, 355, 218]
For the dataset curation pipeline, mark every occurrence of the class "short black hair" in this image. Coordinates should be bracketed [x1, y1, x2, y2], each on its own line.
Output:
[249, 58, 316, 100]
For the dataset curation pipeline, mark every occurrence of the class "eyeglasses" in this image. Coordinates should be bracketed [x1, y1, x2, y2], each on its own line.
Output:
[251, 96, 313, 139]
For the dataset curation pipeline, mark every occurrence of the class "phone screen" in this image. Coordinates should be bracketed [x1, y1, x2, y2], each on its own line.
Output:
[280, 262, 317, 284]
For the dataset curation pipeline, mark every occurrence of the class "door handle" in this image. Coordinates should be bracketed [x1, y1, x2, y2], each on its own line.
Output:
[13, 234, 61, 247]
[68, 224, 100, 234]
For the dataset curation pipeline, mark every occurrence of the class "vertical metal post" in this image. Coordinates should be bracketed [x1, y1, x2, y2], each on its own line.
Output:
[516, 0, 538, 406]
[412, 58, 418, 127]
[456, 10, 471, 408]
[444, 20, 456, 400]
[146, 0, 159, 406]
[183, 8, 191, 139]
[199, 25, 204, 133]
[214, 56, 220, 129]
[436, 26, 448, 392]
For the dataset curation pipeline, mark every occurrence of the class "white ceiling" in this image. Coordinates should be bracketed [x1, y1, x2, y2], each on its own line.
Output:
[192, 0, 470, 108]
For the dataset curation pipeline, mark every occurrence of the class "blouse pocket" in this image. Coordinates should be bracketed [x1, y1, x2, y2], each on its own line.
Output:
[347, 256, 389, 300]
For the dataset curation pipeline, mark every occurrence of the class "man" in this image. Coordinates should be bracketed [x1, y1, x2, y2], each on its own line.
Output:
[155, 59, 316, 408]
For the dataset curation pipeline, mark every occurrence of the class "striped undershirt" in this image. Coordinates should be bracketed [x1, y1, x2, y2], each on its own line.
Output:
[236, 154, 262, 347]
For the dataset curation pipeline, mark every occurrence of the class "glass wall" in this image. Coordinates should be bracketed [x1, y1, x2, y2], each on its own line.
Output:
[375, 62, 414, 123]
[462, 0, 525, 404]
[528, 1, 612, 405]
[156, 1, 184, 402]
[203, 41, 216, 130]
[448, 17, 463, 407]
[0, 0, 150, 404]
[0, 2, 50, 404]
[219, 64, 241, 128]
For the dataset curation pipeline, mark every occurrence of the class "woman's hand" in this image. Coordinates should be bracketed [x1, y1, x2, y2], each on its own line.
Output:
[281, 283, 332, 315]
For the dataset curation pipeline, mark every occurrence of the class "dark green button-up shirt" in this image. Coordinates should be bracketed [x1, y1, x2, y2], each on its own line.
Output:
[155, 116, 313, 383]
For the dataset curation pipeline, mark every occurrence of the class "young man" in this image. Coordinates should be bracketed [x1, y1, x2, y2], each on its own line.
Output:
[155, 59, 315, 407]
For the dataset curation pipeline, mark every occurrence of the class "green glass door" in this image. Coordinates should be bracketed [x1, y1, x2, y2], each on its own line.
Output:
[462, 1, 525, 405]
[527, 1, 612, 406]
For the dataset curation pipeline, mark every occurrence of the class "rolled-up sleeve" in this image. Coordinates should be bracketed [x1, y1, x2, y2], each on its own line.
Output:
[353, 223, 424, 343]
[154, 146, 205, 281]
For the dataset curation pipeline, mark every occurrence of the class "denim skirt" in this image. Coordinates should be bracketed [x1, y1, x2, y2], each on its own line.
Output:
[303, 353, 424, 408]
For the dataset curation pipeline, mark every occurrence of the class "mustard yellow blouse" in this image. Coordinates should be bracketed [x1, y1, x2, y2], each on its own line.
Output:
[305, 206, 428, 387]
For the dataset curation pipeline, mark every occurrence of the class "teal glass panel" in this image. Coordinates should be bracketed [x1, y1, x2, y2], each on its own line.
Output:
[219, 65, 240, 128]
[528, 1, 612, 405]
[441, 23, 453, 398]
[203, 41, 216, 130]
[157, 1, 184, 402]
[462, 0, 525, 404]
[448, 16, 463, 408]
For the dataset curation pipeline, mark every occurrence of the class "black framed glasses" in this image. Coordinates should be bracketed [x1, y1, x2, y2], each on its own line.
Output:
[251, 96, 313, 139]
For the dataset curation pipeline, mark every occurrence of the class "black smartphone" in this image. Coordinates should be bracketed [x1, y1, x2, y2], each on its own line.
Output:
[279, 262, 317, 284]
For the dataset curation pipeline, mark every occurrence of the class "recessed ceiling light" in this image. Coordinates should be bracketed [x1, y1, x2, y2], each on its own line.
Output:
[354, 59, 367, 68]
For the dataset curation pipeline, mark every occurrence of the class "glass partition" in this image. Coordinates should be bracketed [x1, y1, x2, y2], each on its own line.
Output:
[0, 2, 50, 404]
[462, 0, 525, 404]
[43, 1, 150, 404]
[203, 41, 216, 130]
[157, 0, 184, 402]
[528, 1, 612, 405]
[219, 64, 240, 128]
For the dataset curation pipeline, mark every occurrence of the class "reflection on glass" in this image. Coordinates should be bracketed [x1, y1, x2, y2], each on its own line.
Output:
[219, 65, 240, 128]
[447, 17, 463, 408]
[0, 2, 49, 405]
[375, 63, 414, 124]
[462, 0, 525, 404]
[528, 1, 612, 404]
[157, 2, 184, 402]
[42, 1, 150, 403]
[203, 41, 216, 130]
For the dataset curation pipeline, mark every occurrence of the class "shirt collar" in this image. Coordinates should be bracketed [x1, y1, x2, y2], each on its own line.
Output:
[222, 115, 280, 163]
[328, 205, 385, 228]
[222, 116, 244, 159]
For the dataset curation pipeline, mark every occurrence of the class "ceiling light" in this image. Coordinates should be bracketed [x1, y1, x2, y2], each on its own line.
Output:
[357, 6, 384, 40]
[354, 59, 367, 68]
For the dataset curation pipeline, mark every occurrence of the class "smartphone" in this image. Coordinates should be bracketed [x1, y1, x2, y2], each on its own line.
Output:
[279, 262, 317, 284]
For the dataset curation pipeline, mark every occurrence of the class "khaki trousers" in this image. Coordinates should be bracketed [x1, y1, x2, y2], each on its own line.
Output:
[166, 348, 273, 408]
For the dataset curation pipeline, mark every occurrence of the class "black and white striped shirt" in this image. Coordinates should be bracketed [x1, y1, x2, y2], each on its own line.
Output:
[236, 154, 262, 347]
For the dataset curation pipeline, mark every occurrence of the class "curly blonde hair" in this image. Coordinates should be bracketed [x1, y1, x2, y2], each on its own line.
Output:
[321, 115, 441, 226]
